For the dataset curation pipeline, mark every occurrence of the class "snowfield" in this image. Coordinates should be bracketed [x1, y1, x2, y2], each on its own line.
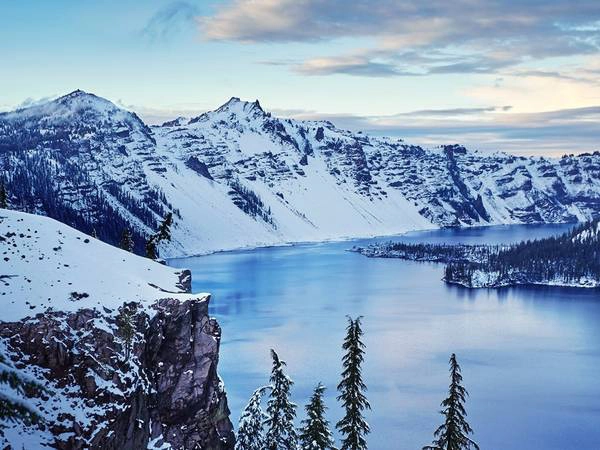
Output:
[0, 208, 201, 322]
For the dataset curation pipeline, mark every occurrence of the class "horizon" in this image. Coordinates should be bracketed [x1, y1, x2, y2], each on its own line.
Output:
[1, 1, 599, 155]
[4, 87, 599, 159]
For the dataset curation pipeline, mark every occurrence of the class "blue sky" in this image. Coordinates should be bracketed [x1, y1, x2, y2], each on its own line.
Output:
[1, 0, 599, 155]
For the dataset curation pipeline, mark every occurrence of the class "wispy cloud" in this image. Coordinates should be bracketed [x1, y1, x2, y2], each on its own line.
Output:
[279, 104, 600, 156]
[198, 0, 600, 77]
[142, 1, 199, 42]
[294, 56, 404, 77]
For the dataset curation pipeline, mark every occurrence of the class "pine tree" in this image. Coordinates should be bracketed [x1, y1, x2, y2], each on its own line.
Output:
[156, 212, 173, 242]
[0, 352, 45, 425]
[336, 316, 370, 450]
[116, 303, 139, 362]
[119, 228, 134, 252]
[0, 181, 7, 209]
[145, 237, 158, 260]
[299, 383, 336, 450]
[236, 386, 270, 450]
[423, 354, 479, 450]
[265, 349, 297, 450]
[145, 212, 172, 259]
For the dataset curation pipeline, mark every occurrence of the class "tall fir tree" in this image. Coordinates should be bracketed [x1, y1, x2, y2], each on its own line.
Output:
[337, 316, 370, 450]
[119, 228, 134, 252]
[236, 386, 270, 450]
[0, 181, 7, 209]
[145, 237, 158, 260]
[156, 212, 173, 242]
[299, 383, 336, 450]
[423, 354, 479, 450]
[145, 212, 173, 259]
[265, 349, 297, 450]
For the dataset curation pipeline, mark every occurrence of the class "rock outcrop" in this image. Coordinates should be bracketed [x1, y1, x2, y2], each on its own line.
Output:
[0, 296, 235, 449]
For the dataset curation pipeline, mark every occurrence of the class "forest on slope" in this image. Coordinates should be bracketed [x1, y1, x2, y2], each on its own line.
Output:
[353, 220, 600, 288]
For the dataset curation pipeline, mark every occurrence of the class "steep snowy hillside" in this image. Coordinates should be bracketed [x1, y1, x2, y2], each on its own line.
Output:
[2, 91, 599, 257]
[0, 209, 234, 449]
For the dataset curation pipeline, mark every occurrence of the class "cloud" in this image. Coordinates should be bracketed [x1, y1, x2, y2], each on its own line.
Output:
[198, 0, 600, 76]
[15, 96, 56, 109]
[142, 1, 199, 41]
[281, 104, 600, 156]
[294, 56, 404, 77]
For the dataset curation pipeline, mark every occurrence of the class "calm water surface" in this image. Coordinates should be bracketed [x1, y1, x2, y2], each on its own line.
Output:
[170, 224, 600, 450]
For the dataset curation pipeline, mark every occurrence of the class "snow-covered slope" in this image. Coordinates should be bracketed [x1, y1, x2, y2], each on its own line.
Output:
[0, 209, 234, 449]
[0, 208, 196, 322]
[2, 91, 599, 257]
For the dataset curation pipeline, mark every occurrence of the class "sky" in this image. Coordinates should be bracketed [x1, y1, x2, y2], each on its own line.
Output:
[1, 0, 599, 155]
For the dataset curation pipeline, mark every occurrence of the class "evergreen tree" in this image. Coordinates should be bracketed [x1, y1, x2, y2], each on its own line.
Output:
[265, 349, 297, 450]
[236, 386, 270, 450]
[299, 383, 336, 450]
[119, 228, 134, 252]
[423, 354, 479, 450]
[116, 303, 139, 362]
[144, 212, 173, 259]
[145, 237, 158, 260]
[0, 181, 7, 209]
[0, 352, 45, 426]
[336, 316, 370, 450]
[156, 212, 173, 242]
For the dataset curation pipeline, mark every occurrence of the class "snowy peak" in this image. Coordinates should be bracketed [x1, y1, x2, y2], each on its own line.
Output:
[7, 89, 115, 119]
[1, 89, 149, 139]
[188, 96, 268, 124]
[215, 96, 265, 115]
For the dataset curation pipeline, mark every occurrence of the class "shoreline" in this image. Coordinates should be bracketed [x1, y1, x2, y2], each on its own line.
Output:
[165, 220, 579, 262]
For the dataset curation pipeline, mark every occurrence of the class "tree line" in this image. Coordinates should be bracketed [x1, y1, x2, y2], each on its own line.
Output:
[235, 317, 479, 450]
[445, 219, 600, 286]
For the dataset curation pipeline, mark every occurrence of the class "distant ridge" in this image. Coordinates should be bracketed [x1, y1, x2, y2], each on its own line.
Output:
[0, 91, 599, 257]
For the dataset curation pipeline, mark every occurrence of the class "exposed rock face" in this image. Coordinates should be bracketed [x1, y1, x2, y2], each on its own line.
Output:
[0, 296, 235, 449]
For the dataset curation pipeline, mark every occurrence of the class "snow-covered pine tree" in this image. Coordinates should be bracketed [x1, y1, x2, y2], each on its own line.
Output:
[265, 349, 297, 450]
[0, 351, 45, 425]
[119, 228, 134, 252]
[423, 354, 479, 450]
[236, 386, 270, 450]
[299, 383, 336, 450]
[336, 316, 370, 450]
[0, 181, 7, 209]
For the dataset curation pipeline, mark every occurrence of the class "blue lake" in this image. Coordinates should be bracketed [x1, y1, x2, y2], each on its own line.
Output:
[170, 224, 600, 450]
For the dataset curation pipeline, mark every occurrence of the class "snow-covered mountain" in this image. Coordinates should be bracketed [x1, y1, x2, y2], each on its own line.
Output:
[0, 209, 234, 449]
[2, 90, 599, 257]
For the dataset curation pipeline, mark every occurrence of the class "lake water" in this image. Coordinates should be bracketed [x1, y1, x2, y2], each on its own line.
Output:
[169, 224, 600, 450]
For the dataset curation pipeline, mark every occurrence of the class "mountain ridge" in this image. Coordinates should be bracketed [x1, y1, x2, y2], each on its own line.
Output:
[1, 91, 599, 257]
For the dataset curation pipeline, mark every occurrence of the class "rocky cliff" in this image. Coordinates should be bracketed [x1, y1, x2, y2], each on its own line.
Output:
[0, 209, 234, 449]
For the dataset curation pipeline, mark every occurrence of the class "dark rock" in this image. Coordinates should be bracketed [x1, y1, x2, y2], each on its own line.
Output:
[0, 296, 234, 450]
[185, 156, 214, 180]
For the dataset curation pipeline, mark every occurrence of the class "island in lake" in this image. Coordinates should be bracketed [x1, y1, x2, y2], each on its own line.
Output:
[352, 219, 600, 288]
